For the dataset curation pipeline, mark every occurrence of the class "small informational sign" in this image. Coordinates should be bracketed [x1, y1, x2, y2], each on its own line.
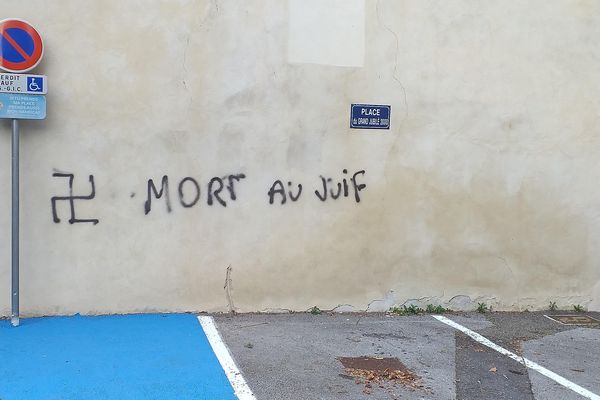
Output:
[0, 19, 44, 73]
[0, 73, 46, 94]
[0, 93, 46, 119]
[350, 104, 391, 129]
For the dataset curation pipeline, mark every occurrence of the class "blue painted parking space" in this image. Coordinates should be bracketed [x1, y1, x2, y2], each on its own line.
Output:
[0, 314, 236, 400]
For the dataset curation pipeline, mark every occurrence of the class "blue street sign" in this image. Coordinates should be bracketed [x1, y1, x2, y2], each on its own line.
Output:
[350, 104, 391, 129]
[0, 93, 46, 119]
[26, 76, 43, 93]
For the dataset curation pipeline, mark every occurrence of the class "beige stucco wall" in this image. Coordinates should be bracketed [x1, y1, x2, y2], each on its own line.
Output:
[1, 0, 599, 316]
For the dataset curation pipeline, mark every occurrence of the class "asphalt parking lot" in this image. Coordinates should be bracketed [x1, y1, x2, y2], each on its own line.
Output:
[213, 311, 600, 400]
[1, 311, 598, 399]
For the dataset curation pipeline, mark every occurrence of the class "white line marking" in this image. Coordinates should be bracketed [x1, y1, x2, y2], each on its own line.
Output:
[433, 315, 600, 400]
[543, 314, 568, 325]
[543, 314, 600, 326]
[198, 316, 256, 400]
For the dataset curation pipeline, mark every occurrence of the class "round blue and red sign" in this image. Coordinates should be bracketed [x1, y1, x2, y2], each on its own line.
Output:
[0, 19, 44, 73]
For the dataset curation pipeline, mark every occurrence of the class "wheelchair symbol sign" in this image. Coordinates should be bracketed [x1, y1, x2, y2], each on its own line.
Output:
[26, 76, 43, 92]
[0, 73, 47, 94]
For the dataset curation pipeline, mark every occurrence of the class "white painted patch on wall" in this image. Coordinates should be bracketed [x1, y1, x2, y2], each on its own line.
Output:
[288, 0, 365, 67]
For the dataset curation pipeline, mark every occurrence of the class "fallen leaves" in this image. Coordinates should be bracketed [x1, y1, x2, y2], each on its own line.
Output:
[346, 366, 424, 391]
[338, 356, 432, 396]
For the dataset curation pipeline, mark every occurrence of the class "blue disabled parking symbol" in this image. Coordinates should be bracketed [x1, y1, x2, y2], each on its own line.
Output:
[26, 76, 43, 93]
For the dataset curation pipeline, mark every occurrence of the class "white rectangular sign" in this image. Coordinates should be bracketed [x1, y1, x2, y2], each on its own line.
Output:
[0, 73, 47, 95]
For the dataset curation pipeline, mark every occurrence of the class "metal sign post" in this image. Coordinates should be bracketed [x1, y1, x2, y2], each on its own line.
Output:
[11, 119, 19, 326]
[0, 96, 45, 328]
[1, 18, 46, 327]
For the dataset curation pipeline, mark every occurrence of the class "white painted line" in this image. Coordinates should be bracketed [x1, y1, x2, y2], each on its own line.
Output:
[543, 314, 600, 326]
[543, 314, 568, 325]
[433, 315, 600, 400]
[198, 316, 256, 400]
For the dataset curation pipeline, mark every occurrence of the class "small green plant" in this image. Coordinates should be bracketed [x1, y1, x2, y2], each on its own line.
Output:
[405, 304, 423, 315]
[477, 302, 489, 313]
[309, 306, 322, 315]
[244, 342, 254, 349]
[389, 305, 425, 315]
[573, 304, 584, 312]
[426, 304, 449, 314]
[548, 301, 557, 311]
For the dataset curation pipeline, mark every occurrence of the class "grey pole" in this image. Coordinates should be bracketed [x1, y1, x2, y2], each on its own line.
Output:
[11, 119, 19, 327]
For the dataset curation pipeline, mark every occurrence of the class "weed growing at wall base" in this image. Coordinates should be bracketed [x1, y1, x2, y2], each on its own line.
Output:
[477, 303, 490, 313]
[389, 304, 451, 316]
[390, 305, 419, 315]
[310, 306, 322, 315]
[426, 304, 450, 314]
[548, 301, 557, 311]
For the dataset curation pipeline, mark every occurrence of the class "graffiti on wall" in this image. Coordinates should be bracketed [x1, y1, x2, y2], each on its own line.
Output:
[51, 172, 99, 225]
[144, 173, 248, 214]
[268, 169, 366, 204]
[51, 169, 367, 224]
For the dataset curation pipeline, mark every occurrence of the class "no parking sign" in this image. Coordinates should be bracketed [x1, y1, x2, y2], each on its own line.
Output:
[1, 18, 47, 327]
[0, 19, 44, 73]
[0, 19, 46, 119]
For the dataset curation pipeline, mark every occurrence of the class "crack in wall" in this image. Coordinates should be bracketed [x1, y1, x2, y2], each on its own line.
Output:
[375, 0, 408, 123]
[224, 265, 236, 313]
[182, 36, 190, 91]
